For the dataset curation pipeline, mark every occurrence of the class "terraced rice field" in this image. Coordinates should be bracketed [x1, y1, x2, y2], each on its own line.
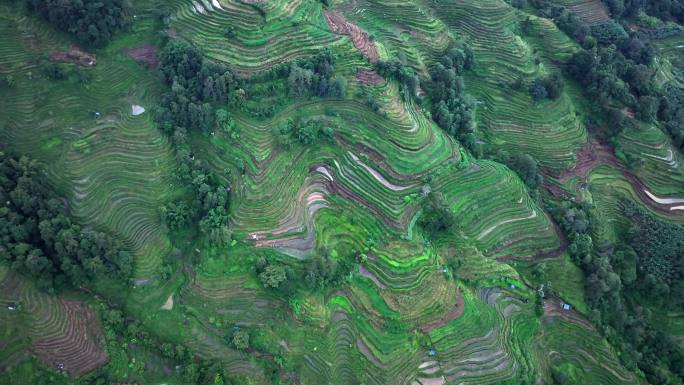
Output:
[1, 0, 680, 383]
[551, 0, 611, 24]
[0, 266, 108, 376]
[0, 4, 176, 279]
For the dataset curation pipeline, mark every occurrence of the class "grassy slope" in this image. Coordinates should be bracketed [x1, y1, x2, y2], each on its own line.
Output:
[2, 0, 683, 383]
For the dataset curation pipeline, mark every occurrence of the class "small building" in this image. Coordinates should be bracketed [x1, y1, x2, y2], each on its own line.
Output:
[428, 348, 438, 356]
[562, 303, 571, 311]
[7, 302, 17, 311]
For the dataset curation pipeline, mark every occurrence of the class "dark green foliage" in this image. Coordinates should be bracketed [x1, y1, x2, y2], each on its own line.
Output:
[659, 85, 684, 151]
[277, 117, 336, 146]
[161, 200, 191, 230]
[430, 44, 478, 150]
[534, 290, 544, 317]
[288, 65, 314, 98]
[0, 153, 132, 289]
[223, 26, 237, 38]
[555, 10, 591, 44]
[551, 368, 569, 385]
[27, 0, 131, 47]
[530, 79, 548, 101]
[43, 63, 66, 80]
[603, 0, 684, 21]
[511, 0, 527, 8]
[624, 203, 684, 298]
[199, 208, 231, 245]
[255, 257, 294, 295]
[547, 196, 684, 383]
[260, 264, 287, 288]
[419, 192, 455, 237]
[531, 73, 564, 100]
[231, 329, 249, 350]
[590, 22, 628, 46]
[305, 251, 339, 289]
[170, 131, 231, 244]
[215, 109, 238, 138]
[542, 0, 683, 155]
[154, 41, 234, 244]
[155, 40, 243, 135]
[287, 49, 343, 99]
[377, 52, 421, 100]
[296, 121, 319, 145]
[636, 95, 658, 122]
[1, 74, 15, 88]
[498, 152, 543, 188]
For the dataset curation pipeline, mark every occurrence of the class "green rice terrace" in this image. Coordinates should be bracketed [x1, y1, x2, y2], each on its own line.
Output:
[0, 0, 683, 384]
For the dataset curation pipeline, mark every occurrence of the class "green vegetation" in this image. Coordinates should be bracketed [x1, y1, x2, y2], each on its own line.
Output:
[28, 0, 131, 47]
[1, 0, 683, 383]
[0, 152, 132, 289]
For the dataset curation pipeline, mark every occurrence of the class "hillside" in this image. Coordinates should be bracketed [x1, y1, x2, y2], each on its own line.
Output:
[0, 0, 683, 384]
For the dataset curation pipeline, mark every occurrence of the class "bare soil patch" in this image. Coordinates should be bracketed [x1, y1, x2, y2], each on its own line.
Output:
[556, 138, 684, 215]
[127, 45, 159, 69]
[543, 299, 594, 331]
[355, 69, 385, 85]
[49, 46, 96, 67]
[32, 301, 108, 376]
[558, 138, 618, 183]
[324, 11, 378, 63]
[161, 294, 174, 310]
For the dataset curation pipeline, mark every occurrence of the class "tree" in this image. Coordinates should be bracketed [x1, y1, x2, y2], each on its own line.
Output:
[288, 65, 314, 98]
[530, 79, 548, 101]
[44, 63, 66, 80]
[636, 95, 658, 122]
[0, 152, 132, 289]
[215, 109, 237, 137]
[543, 73, 564, 100]
[161, 200, 191, 230]
[508, 153, 542, 188]
[259, 264, 287, 289]
[232, 329, 249, 350]
[430, 44, 478, 149]
[28, 0, 131, 47]
[419, 192, 455, 236]
[305, 252, 339, 289]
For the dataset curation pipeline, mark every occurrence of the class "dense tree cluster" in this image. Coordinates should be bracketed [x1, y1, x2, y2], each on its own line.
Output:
[529, 73, 564, 101]
[533, 0, 684, 150]
[155, 40, 243, 135]
[287, 49, 345, 99]
[155, 40, 235, 244]
[547, 197, 684, 383]
[27, 0, 131, 47]
[274, 117, 335, 147]
[419, 192, 455, 237]
[659, 85, 684, 151]
[164, 127, 231, 245]
[495, 151, 543, 189]
[0, 153, 132, 290]
[305, 250, 349, 290]
[255, 257, 295, 295]
[377, 52, 420, 100]
[430, 44, 478, 151]
[624, 202, 684, 301]
[101, 308, 254, 385]
[603, 0, 684, 21]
